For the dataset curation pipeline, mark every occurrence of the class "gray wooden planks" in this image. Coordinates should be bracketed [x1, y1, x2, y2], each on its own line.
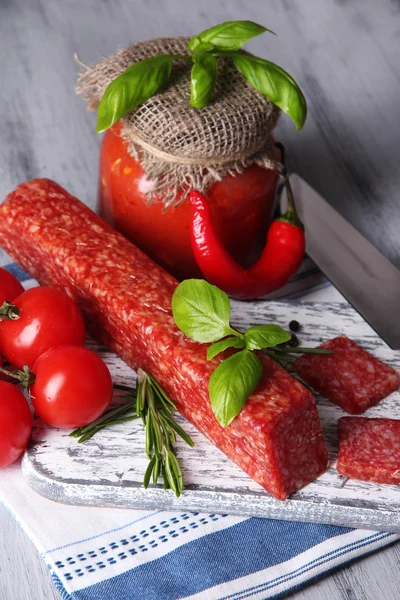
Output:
[0, 506, 59, 600]
[1, 0, 400, 599]
[1, 0, 400, 265]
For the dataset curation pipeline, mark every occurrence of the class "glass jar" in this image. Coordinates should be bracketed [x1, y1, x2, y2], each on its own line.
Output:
[98, 123, 278, 281]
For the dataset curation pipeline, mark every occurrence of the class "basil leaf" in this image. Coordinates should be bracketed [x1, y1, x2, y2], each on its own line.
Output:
[245, 324, 291, 351]
[209, 350, 263, 427]
[207, 336, 246, 361]
[187, 36, 201, 53]
[96, 55, 173, 133]
[198, 20, 274, 51]
[190, 51, 218, 109]
[232, 53, 307, 130]
[188, 39, 215, 54]
[171, 279, 235, 343]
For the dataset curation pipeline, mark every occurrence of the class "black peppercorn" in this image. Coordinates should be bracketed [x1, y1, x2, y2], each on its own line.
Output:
[289, 320, 300, 332]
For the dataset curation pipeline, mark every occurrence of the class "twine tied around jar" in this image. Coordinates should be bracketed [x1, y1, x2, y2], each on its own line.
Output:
[77, 37, 281, 207]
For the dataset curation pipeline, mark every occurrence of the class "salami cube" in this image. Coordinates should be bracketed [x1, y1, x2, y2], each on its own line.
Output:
[338, 417, 400, 485]
[0, 179, 328, 500]
[294, 336, 399, 414]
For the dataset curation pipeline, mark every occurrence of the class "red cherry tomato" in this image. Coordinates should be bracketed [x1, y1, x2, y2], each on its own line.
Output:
[0, 267, 24, 304]
[30, 345, 113, 428]
[0, 381, 32, 467]
[0, 287, 86, 369]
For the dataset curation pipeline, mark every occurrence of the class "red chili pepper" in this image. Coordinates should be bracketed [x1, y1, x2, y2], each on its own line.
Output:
[189, 172, 305, 300]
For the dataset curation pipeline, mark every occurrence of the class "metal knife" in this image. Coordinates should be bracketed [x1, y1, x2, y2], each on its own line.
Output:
[282, 174, 400, 349]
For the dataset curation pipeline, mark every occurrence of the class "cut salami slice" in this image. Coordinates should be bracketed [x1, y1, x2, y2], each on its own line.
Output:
[0, 179, 328, 500]
[294, 336, 399, 414]
[337, 417, 400, 485]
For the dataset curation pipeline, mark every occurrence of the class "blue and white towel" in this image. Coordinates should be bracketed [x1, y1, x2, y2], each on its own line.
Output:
[0, 256, 398, 600]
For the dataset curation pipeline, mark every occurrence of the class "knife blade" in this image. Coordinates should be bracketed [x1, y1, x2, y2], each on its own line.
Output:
[282, 174, 400, 349]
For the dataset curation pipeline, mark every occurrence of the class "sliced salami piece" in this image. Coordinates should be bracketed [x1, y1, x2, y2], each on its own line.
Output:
[0, 179, 328, 500]
[338, 417, 400, 485]
[294, 336, 399, 414]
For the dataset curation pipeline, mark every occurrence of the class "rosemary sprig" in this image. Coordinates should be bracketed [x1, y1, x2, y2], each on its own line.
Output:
[70, 402, 138, 443]
[70, 368, 194, 497]
[137, 370, 194, 497]
[264, 347, 323, 395]
[273, 346, 333, 355]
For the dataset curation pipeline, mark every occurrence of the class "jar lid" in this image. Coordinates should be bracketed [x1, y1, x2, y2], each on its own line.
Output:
[77, 37, 280, 206]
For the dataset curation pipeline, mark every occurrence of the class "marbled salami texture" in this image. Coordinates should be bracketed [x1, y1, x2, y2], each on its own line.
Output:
[338, 417, 400, 485]
[0, 179, 328, 500]
[295, 336, 399, 414]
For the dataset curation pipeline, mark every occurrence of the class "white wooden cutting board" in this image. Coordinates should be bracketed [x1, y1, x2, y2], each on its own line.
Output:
[22, 299, 400, 532]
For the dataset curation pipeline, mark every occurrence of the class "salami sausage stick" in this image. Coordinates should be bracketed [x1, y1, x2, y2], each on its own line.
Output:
[0, 179, 328, 500]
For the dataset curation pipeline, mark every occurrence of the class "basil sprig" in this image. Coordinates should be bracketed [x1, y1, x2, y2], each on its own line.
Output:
[171, 279, 290, 427]
[96, 19, 307, 133]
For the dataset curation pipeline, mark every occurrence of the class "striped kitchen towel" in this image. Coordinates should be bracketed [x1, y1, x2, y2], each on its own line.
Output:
[0, 257, 398, 600]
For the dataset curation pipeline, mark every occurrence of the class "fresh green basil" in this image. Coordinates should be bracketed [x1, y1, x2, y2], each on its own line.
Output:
[232, 53, 307, 130]
[207, 336, 246, 361]
[209, 350, 262, 427]
[190, 51, 218, 109]
[188, 38, 215, 54]
[187, 36, 201, 53]
[170, 279, 331, 427]
[171, 279, 236, 343]
[96, 55, 174, 133]
[95, 20, 307, 129]
[196, 20, 274, 51]
[244, 324, 291, 351]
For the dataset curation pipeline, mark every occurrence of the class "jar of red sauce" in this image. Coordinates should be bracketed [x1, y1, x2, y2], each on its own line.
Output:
[99, 123, 278, 281]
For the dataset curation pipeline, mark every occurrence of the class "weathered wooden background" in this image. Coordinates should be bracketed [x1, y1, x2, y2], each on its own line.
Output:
[1, 0, 400, 599]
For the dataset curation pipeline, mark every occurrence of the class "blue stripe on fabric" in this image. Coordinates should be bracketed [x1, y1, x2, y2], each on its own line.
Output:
[72, 519, 352, 600]
[46, 511, 162, 554]
[264, 535, 398, 600]
[2, 262, 31, 282]
[222, 532, 390, 600]
[234, 533, 395, 600]
[53, 531, 395, 600]
[51, 572, 73, 600]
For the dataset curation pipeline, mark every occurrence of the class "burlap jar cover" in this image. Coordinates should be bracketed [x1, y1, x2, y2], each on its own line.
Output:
[77, 37, 281, 206]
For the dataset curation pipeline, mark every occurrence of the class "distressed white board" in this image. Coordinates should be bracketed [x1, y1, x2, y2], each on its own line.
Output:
[22, 300, 400, 531]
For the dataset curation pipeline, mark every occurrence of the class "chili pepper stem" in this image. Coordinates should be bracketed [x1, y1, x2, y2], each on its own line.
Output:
[281, 171, 303, 228]
[274, 142, 303, 229]
[0, 364, 35, 387]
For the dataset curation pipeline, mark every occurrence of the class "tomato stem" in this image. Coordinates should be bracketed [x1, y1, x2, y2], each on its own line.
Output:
[0, 365, 35, 388]
[0, 300, 21, 321]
